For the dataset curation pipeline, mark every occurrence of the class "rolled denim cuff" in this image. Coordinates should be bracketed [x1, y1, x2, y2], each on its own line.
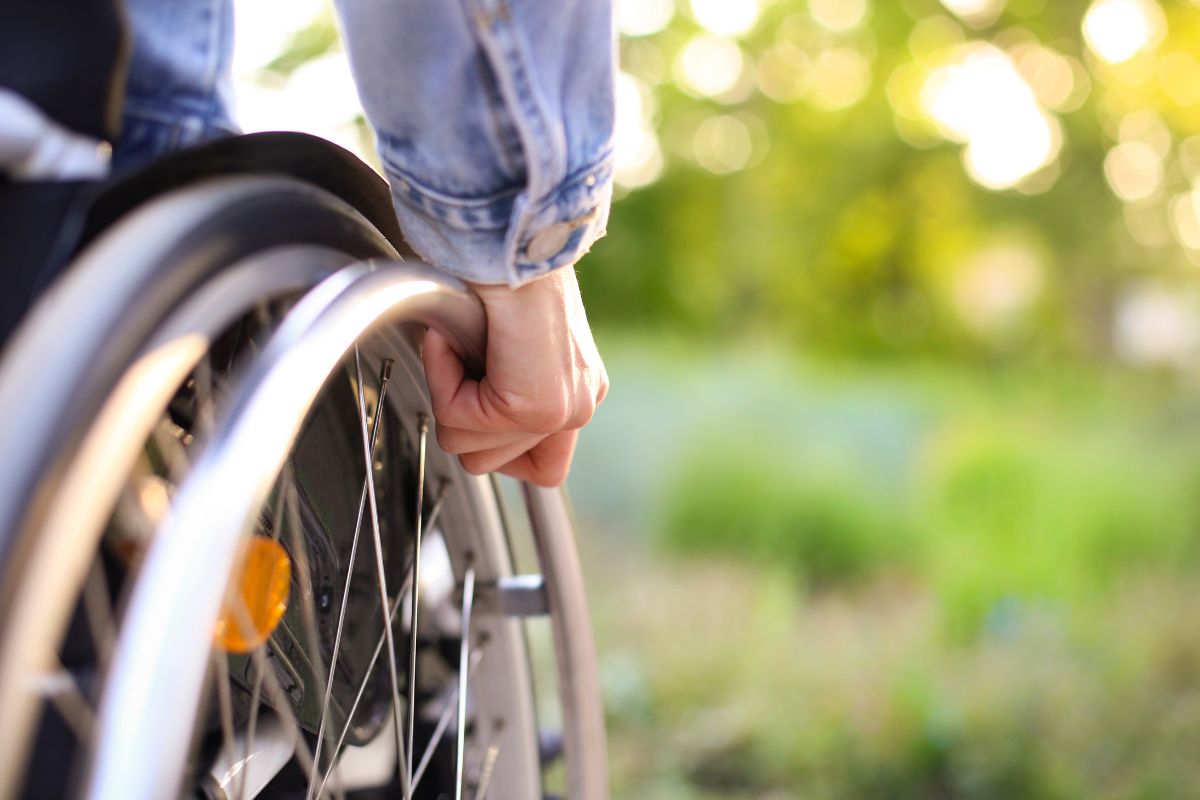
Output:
[385, 150, 613, 287]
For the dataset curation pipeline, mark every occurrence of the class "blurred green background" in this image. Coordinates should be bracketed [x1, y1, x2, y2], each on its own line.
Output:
[236, 0, 1200, 795]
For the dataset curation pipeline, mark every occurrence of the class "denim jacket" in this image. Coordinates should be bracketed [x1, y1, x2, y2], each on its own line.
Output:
[118, 0, 615, 287]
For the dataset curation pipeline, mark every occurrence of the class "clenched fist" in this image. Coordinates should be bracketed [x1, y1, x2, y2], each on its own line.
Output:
[422, 267, 609, 487]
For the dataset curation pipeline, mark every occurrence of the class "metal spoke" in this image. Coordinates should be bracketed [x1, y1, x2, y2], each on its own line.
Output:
[411, 647, 485, 792]
[237, 651, 267, 800]
[456, 566, 476, 800]
[473, 744, 499, 800]
[214, 651, 240, 795]
[37, 661, 94, 743]
[353, 346, 410, 799]
[313, 492, 449, 798]
[282, 475, 333, 685]
[250, 645, 319, 780]
[405, 413, 430, 790]
[224, 590, 319, 785]
[279, 475, 350, 800]
[306, 358, 394, 799]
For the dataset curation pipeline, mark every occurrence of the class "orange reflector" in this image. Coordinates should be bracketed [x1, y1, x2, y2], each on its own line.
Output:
[214, 537, 291, 653]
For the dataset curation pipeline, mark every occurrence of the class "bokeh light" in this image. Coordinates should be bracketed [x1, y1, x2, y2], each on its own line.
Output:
[951, 240, 1043, 340]
[1158, 51, 1200, 108]
[937, 0, 1005, 27]
[1012, 43, 1088, 112]
[809, 0, 870, 34]
[691, 114, 754, 174]
[689, 0, 761, 38]
[1114, 283, 1200, 366]
[922, 43, 1062, 191]
[617, 0, 675, 37]
[1180, 135, 1200, 182]
[614, 72, 664, 189]
[1104, 142, 1164, 202]
[808, 48, 872, 112]
[674, 35, 747, 98]
[757, 44, 812, 103]
[1170, 187, 1200, 251]
[909, 15, 966, 65]
[232, 0, 324, 73]
[1082, 0, 1166, 65]
[1119, 109, 1172, 157]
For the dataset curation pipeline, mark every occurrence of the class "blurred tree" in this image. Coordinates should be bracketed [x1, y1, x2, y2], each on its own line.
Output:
[582, 0, 1200, 364]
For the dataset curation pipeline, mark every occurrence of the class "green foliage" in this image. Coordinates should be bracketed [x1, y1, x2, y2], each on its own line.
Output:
[264, 12, 339, 77]
[592, 546, 1200, 799]
[583, 0, 1200, 362]
[644, 353, 1200, 637]
[660, 446, 908, 586]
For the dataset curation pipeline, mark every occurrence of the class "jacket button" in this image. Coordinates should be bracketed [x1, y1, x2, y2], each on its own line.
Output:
[525, 222, 572, 262]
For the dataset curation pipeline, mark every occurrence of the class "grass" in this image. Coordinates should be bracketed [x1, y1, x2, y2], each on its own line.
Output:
[584, 539, 1200, 799]
[569, 338, 1200, 797]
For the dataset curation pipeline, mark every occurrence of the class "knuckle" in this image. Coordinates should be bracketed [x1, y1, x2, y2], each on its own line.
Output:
[565, 401, 595, 430]
[494, 390, 571, 433]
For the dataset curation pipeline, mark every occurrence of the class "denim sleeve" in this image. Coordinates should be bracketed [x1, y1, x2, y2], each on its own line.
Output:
[114, 0, 239, 171]
[334, 0, 615, 286]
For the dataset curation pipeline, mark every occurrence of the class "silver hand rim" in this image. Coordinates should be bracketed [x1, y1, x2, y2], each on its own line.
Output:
[66, 257, 595, 800]
[0, 167, 603, 797]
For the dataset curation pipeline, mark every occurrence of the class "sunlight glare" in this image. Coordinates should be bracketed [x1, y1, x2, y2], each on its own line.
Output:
[1082, 0, 1165, 64]
[690, 0, 761, 37]
[618, 0, 675, 37]
[232, 0, 324, 75]
[615, 72, 665, 189]
[922, 43, 1061, 190]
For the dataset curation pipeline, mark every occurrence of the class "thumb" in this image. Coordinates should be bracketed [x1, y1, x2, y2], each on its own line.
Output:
[422, 327, 467, 410]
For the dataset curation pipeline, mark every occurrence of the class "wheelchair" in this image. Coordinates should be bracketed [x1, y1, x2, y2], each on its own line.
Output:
[0, 4, 607, 798]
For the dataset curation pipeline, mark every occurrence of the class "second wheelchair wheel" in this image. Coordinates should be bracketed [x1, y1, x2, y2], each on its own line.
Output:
[0, 175, 606, 799]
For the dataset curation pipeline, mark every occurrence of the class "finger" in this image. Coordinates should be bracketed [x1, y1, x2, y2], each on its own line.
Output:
[423, 328, 529, 434]
[422, 327, 469, 408]
[458, 434, 547, 476]
[434, 423, 530, 455]
[496, 430, 579, 488]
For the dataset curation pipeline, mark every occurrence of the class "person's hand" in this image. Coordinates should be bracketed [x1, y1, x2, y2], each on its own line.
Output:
[422, 267, 608, 487]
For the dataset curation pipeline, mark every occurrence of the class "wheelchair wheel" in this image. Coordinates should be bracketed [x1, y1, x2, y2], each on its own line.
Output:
[0, 176, 607, 799]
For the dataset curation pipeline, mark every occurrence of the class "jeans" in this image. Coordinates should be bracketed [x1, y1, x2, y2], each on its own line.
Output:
[116, 0, 615, 286]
